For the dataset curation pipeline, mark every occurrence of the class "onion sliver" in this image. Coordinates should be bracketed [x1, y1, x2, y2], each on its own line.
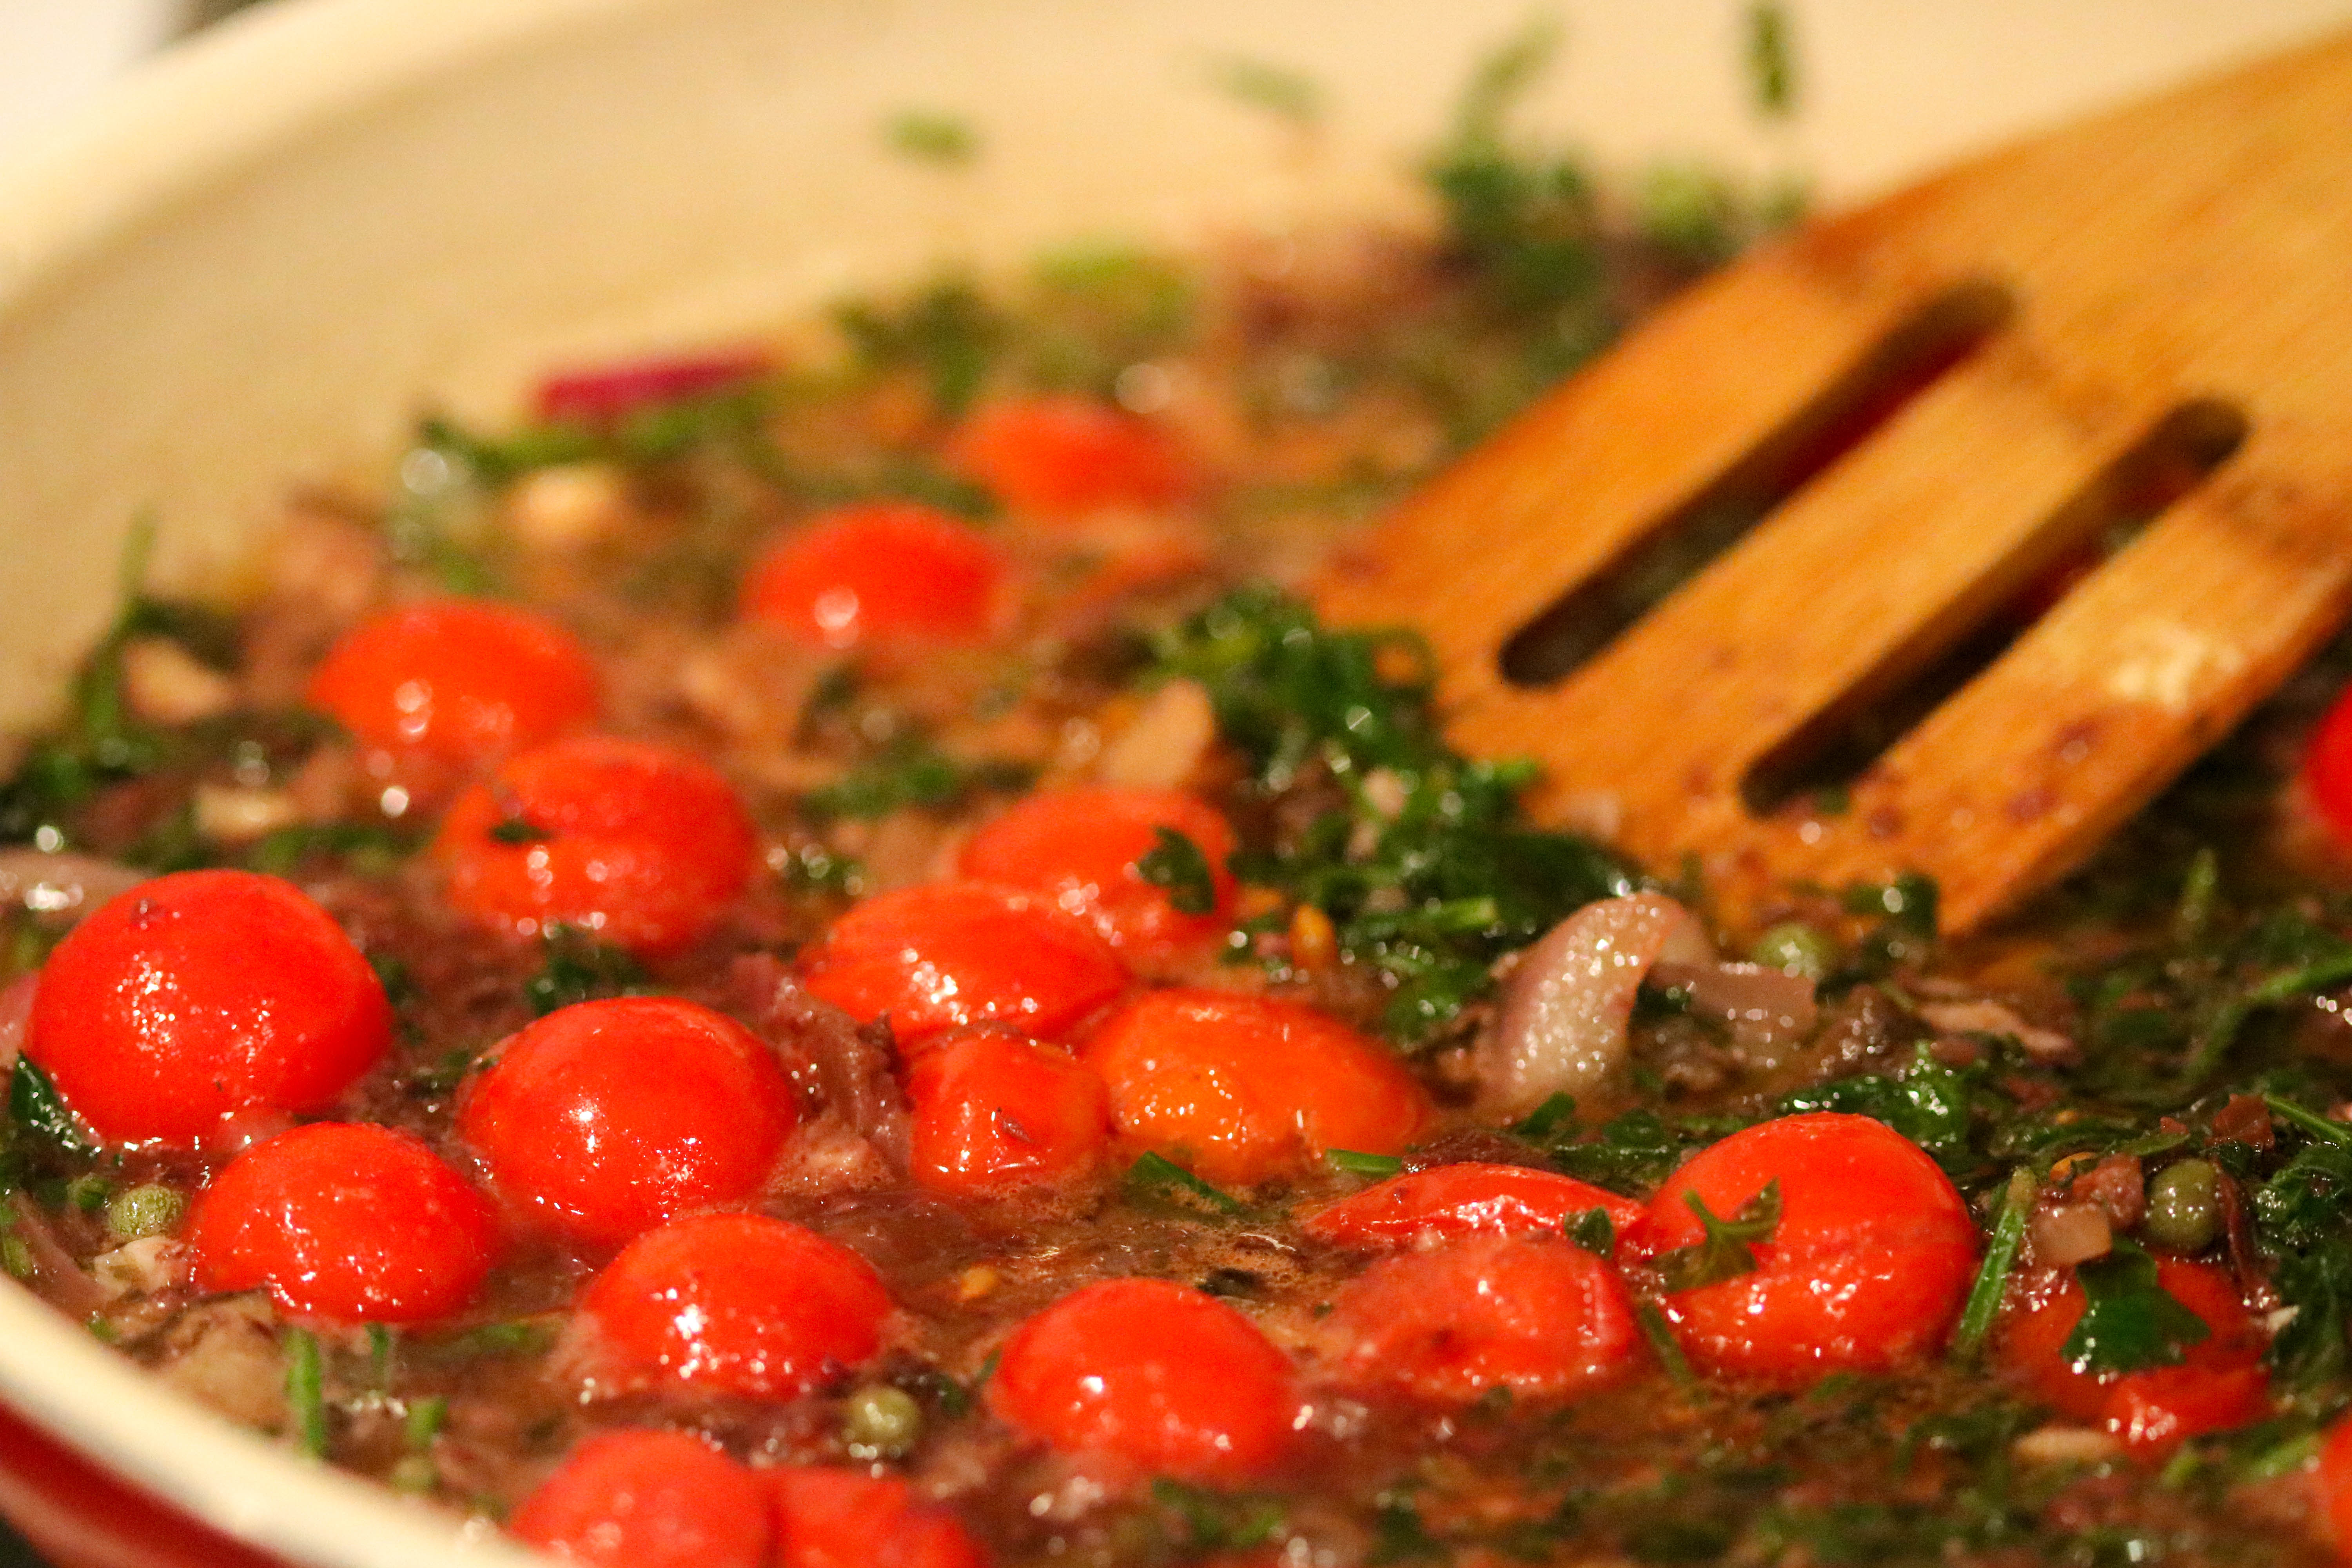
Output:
[0, 850, 146, 920]
[1477, 892, 1711, 1118]
[1648, 959, 1819, 1054]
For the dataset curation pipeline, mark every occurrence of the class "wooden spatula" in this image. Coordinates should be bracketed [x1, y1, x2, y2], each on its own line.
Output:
[1317, 33, 2352, 935]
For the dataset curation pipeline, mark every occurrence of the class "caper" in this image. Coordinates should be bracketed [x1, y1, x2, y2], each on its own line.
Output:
[1749, 922, 1837, 982]
[842, 1384, 924, 1457]
[387, 1454, 437, 1494]
[2142, 1159, 2222, 1254]
[105, 1183, 186, 1241]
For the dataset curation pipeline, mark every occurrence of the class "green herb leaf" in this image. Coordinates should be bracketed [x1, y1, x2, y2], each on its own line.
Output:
[1950, 1168, 2036, 1363]
[1511, 1093, 1577, 1141]
[802, 733, 1033, 821]
[487, 816, 550, 845]
[1633, 1300, 1697, 1394]
[1655, 1180, 1782, 1294]
[1137, 826, 1218, 915]
[2063, 1238, 2211, 1375]
[9, 1059, 89, 1155]
[1325, 1148, 1405, 1180]
[1566, 1207, 1615, 1257]
[1152, 1477, 1285, 1554]
[526, 927, 649, 1017]
[283, 1327, 328, 1459]
[1744, 2, 1797, 118]
[1125, 1151, 1243, 1216]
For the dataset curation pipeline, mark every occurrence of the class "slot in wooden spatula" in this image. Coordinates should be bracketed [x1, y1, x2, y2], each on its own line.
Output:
[1317, 32, 2352, 935]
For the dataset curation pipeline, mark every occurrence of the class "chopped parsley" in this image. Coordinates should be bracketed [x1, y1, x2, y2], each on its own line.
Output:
[1136, 826, 1218, 915]
[2062, 1238, 2210, 1376]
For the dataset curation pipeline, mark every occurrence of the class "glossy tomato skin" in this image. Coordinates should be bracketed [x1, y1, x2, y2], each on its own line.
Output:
[435, 735, 758, 957]
[769, 1468, 987, 1568]
[2318, 1418, 2352, 1554]
[510, 1429, 769, 1568]
[800, 881, 1129, 1047]
[2304, 681, 2352, 846]
[741, 502, 1006, 649]
[461, 997, 799, 1246]
[1302, 1163, 1649, 1257]
[1078, 989, 1430, 1187]
[187, 1123, 498, 1323]
[27, 870, 392, 1146]
[305, 599, 599, 779]
[1996, 1255, 2269, 1454]
[580, 1213, 891, 1399]
[906, 1029, 1113, 1198]
[1646, 1112, 1978, 1384]
[989, 1277, 1298, 1484]
[956, 786, 1238, 963]
[1320, 1235, 1644, 1405]
[950, 396, 1193, 519]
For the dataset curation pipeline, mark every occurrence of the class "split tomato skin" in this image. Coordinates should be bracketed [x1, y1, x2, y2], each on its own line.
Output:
[800, 880, 1129, 1047]
[742, 502, 1006, 649]
[510, 1428, 770, 1568]
[188, 1123, 498, 1324]
[305, 599, 599, 781]
[956, 786, 1238, 962]
[950, 395, 1194, 519]
[460, 996, 799, 1246]
[435, 735, 758, 958]
[1078, 988, 1430, 1187]
[1647, 1112, 1978, 1384]
[1302, 1162, 1649, 1256]
[988, 1277, 1298, 1484]
[769, 1467, 987, 1568]
[28, 869, 392, 1146]
[579, 1212, 891, 1399]
[906, 1029, 1114, 1198]
[1996, 1254, 2270, 1454]
[1320, 1234, 1644, 1405]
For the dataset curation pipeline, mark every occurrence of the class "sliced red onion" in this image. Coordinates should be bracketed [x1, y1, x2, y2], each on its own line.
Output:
[534, 348, 771, 424]
[1477, 892, 1712, 1118]
[0, 850, 145, 922]
[6, 1196, 107, 1319]
[1649, 959, 1820, 1054]
[0, 975, 34, 1073]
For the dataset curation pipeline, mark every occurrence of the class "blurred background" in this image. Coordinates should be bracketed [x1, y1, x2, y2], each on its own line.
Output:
[0, 0, 261, 156]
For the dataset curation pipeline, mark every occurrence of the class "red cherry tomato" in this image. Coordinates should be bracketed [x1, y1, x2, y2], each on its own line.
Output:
[950, 396, 1193, 519]
[461, 996, 798, 1246]
[510, 1429, 769, 1568]
[956, 787, 1238, 963]
[741, 503, 1006, 649]
[800, 881, 1128, 1047]
[988, 1277, 1298, 1483]
[1077, 989, 1430, 1187]
[1301, 1163, 1648, 1257]
[2317, 1418, 2352, 1554]
[1646, 1112, 1978, 1384]
[580, 1213, 890, 1399]
[1320, 1235, 1644, 1405]
[1997, 1254, 2269, 1453]
[435, 736, 758, 957]
[2305, 681, 2352, 846]
[769, 1468, 987, 1568]
[305, 600, 599, 784]
[906, 1029, 1113, 1199]
[187, 1123, 497, 1323]
[27, 869, 391, 1146]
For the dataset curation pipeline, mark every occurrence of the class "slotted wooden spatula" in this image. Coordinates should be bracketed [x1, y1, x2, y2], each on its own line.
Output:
[1318, 33, 2352, 935]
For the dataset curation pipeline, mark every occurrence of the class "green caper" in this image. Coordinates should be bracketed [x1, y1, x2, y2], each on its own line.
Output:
[105, 1183, 186, 1241]
[2142, 1159, 2222, 1254]
[842, 1384, 924, 1457]
[1749, 921, 1837, 982]
[387, 1454, 438, 1494]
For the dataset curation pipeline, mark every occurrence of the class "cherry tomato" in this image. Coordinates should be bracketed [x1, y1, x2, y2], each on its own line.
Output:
[950, 396, 1193, 519]
[1997, 1254, 2269, 1453]
[460, 996, 798, 1246]
[435, 736, 758, 957]
[800, 881, 1128, 1047]
[1077, 989, 1430, 1187]
[741, 503, 1005, 649]
[906, 1028, 1113, 1198]
[2305, 681, 2352, 846]
[510, 1429, 769, 1568]
[770, 1468, 987, 1568]
[305, 600, 598, 785]
[1320, 1234, 1644, 1405]
[580, 1213, 890, 1398]
[2316, 1417, 2352, 1555]
[187, 1123, 497, 1323]
[1301, 1163, 1648, 1257]
[956, 786, 1238, 962]
[988, 1277, 1298, 1483]
[535, 349, 770, 424]
[27, 869, 392, 1146]
[1646, 1112, 1978, 1384]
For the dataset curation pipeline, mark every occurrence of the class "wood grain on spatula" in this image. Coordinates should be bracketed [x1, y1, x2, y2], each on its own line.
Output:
[1318, 33, 2352, 934]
